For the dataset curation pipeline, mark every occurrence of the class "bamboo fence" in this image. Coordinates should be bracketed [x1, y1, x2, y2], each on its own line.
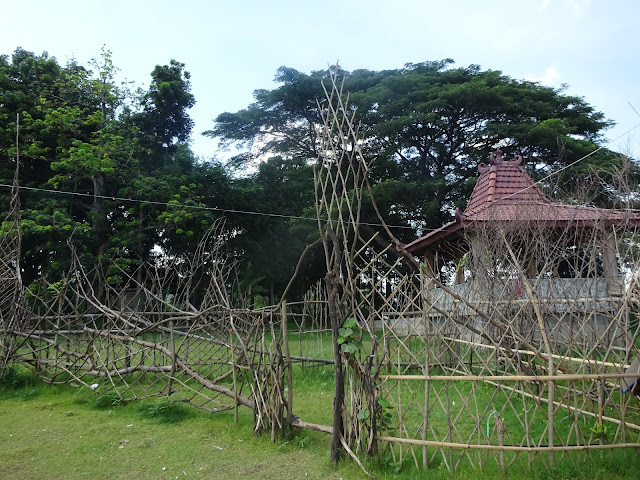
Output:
[1, 73, 639, 475]
[310, 67, 640, 472]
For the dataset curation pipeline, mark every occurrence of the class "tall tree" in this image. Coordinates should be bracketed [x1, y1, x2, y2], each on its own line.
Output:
[206, 61, 634, 298]
[0, 49, 98, 284]
[134, 60, 195, 169]
[0, 48, 212, 287]
[205, 66, 339, 166]
[227, 156, 320, 302]
[207, 61, 624, 239]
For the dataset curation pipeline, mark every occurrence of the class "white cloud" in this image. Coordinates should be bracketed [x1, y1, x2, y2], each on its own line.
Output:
[525, 66, 560, 85]
[539, 0, 551, 10]
[568, 0, 591, 16]
[539, 0, 590, 15]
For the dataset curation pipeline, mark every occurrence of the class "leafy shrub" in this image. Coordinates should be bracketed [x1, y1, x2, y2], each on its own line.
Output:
[93, 390, 124, 409]
[139, 399, 192, 424]
[337, 317, 362, 354]
[0, 365, 37, 389]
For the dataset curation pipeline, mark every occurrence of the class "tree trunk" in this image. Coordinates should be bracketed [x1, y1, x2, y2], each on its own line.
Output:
[91, 172, 107, 257]
[327, 269, 344, 464]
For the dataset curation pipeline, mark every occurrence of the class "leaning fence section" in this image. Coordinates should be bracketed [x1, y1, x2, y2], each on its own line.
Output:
[3, 222, 293, 439]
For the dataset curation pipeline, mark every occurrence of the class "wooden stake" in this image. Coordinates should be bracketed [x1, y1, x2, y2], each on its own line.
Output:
[281, 300, 293, 427]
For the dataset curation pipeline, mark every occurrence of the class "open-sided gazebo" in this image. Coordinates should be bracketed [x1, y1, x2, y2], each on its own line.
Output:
[400, 149, 640, 346]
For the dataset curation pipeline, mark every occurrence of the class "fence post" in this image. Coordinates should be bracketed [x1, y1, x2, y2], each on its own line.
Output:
[327, 269, 345, 464]
[496, 414, 506, 473]
[282, 300, 293, 427]
[231, 329, 238, 423]
[168, 319, 176, 396]
[422, 275, 430, 469]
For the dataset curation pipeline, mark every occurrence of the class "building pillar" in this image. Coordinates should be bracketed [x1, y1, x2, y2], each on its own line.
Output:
[601, 231, 622, 296]
[422, 252, 436, 279]
[470, 236, 490, 299]
[526, 257, 537, 280]
[454, 251, 466, 285]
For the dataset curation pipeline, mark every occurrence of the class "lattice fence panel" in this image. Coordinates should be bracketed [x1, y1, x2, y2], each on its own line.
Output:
[311, 66, 640, 472]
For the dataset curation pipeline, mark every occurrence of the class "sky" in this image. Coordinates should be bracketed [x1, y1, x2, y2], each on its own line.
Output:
[2, 0, 639, 161]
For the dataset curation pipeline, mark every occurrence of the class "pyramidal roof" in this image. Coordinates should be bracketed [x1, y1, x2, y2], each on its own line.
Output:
[463, 150, 550, 217]
[402, 149, 640, 256]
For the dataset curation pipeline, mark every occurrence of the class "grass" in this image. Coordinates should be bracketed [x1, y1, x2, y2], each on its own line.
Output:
[0, 367, 363, 480]
[5, 326, 640, 478]
[137, 399, 193, 424]
[2, 365, 640, 479]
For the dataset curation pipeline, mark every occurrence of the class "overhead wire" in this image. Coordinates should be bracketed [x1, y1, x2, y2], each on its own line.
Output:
[2, 120, 639, 231]
[0, 182, 420, 230]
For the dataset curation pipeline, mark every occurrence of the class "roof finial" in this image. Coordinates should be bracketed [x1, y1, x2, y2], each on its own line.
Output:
[490, 149, 504, 165]
[487, 148, 523, 167]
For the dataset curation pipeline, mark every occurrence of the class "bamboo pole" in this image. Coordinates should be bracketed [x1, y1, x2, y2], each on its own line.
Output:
[231, 329, 238, 423]
[422, 276, 430, 468]
[496, 414, 506, 472]
[327, 267, 345, 464]
[374, 435, 640, 452]
[439, 336, 629, 369]
[289, 421, 640, 452]
[377, 373, 640, 381]
[397, 351, 403, 464]
[282, 300, 293, 426]
[168, 319, 176, 396]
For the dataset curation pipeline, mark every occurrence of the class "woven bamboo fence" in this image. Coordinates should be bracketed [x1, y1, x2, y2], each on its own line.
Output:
[2, 73, 640, 474]
[0, 141, 23, 376]
[2, 217, 293, 438]
[309, 67, 640, 472]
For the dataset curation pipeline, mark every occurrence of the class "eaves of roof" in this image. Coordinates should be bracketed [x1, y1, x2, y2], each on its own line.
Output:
[400, 149, 640, 257]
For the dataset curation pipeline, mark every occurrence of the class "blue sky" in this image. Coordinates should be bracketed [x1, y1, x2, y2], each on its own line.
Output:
[2, 0, 639, 160]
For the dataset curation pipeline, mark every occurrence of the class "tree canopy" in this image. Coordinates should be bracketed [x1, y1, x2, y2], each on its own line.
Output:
[207, 61, 632, 242]
[0, 48, 221, 287]
[2, 50, 637, 303]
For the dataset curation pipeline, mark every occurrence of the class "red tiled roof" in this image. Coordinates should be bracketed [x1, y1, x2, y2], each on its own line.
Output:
[463, 152, 550, 216]
[402, 149, 640, 256]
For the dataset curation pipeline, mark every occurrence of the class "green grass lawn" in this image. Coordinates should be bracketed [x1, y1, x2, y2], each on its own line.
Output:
[3, 366, 640, 480]
[4, 326, 640, 479]
[0, 372, 363, 480]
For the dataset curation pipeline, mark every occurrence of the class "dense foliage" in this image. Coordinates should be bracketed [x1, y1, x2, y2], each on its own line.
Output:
[0, 48, 225, 287]
[208, 62, 636, 237]
[2, 49, 635, 302]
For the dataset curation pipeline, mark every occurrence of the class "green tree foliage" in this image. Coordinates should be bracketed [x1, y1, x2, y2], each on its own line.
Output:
[227, 156, 321, 302]
[207, 61, 632, 244]
[2, 50, 636, 304]
[207, 67, 328, 164]
[133, 60, 196, 169]
[0, 48, 221, 288]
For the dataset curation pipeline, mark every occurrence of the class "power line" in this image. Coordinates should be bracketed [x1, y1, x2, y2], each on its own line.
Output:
[0, 182, 420, 230]
[4, 121, 639, 232]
